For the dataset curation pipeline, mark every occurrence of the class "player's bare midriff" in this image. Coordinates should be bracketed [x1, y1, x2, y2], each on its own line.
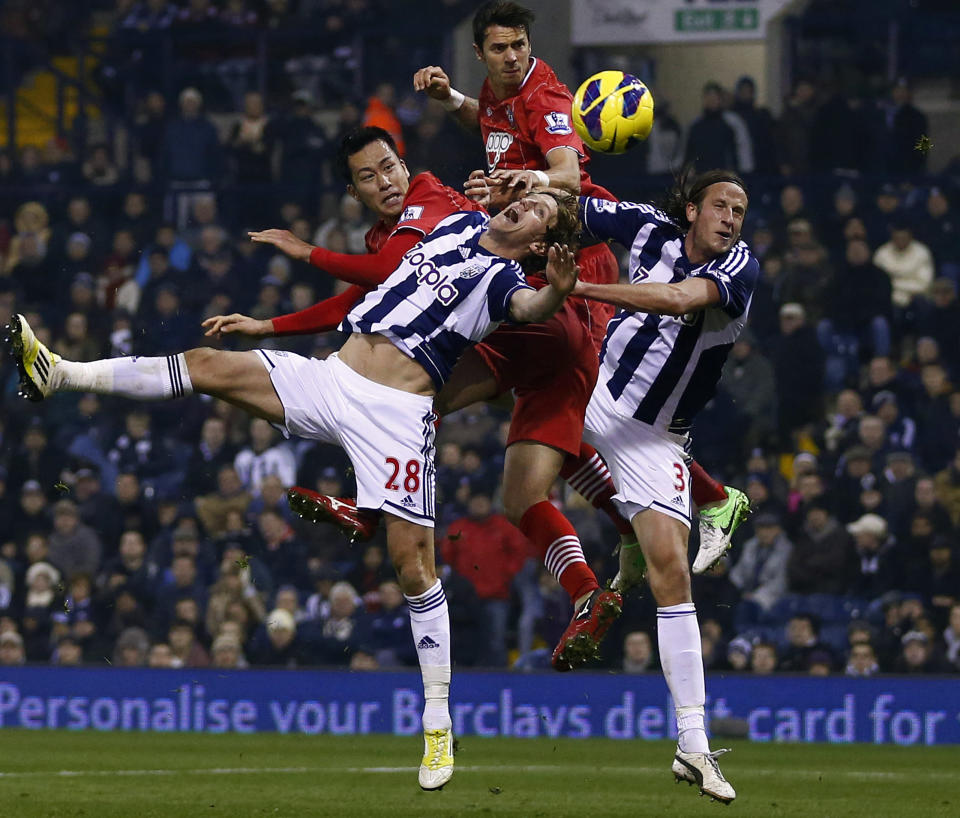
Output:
[339, 333, 436, 397]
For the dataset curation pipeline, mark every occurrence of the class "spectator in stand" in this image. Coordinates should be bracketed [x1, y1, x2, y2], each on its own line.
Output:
[944, 603, 960, 670]
[228, 90, 272, 186]
[48, 499, 102, 578]
[184, 416, 237, 497]
[717, 328, 776, 450]
[266, 89, 330, 211]
[723, 636, 751, 672]
[817, 238, 893, 389]
[873, 220, 935, 332]
[113, 626, 151, 666]
[927, 278, 960, 377]
[729, 512, 792, 629]
[896, 629, 949, 674]
[21, 561, 60, 660]
[920, 189, 960, 283]
[441, 492, 529, 667]
[362, 82, 406, 157]
[161, 87, 223, 226]
[909, 476, 955, 536]
[254, 509, 309, 592]
[684, 82, 738, 173]
[772, 302, 825, 446]
[368, 580, 416, 668]
[168, 617, 210, 667]
[779, 613, 836, 673]
[846, 513, 899, 600]
[731, 75, 777, 176]
[51, 572, 98, 659]
[885, 78, 929, 175]
[750, 640, 778, 675]
[622, 630, 656, 673]
[845, 641, 880, 676]
[15, 418, 62, 494]
[4, 201, 51, 275]
[0, 630, 26, 666]
[246, 607, 306, 668]
[776, 78, 817, 175]
[315, 582, 368, 666]
[345, 543, 393, 606]
[313, 193, 372, 256]
[233, 418, 296, 497]
[205, 555, 266, 641]
[779, 226, 832, 323]
[787, 499, 851, 596]
[917, 536, 959, 630]
[934, 448, 960, 528]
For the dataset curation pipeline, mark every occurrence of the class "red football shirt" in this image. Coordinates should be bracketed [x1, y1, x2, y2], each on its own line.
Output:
[364, 171, 485, 252]
[477, 57, 616, 202]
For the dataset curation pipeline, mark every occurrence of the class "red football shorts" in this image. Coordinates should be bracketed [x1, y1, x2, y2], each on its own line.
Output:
[575, 242, 619, 353]
[475, 299, 599, 456]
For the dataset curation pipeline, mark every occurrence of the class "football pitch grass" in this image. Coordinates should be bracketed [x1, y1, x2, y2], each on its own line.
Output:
[0, 731, 956, 817]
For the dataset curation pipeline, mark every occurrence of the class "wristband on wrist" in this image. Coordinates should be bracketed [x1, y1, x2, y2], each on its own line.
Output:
[531, 170, 550, 187]
[441, 88, 466, 111]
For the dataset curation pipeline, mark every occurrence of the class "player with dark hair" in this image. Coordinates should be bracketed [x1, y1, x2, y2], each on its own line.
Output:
[10, 189, 580, 793]
[247, 125, 623, 671]
[573, 168, 758, 803]
[412, 1, 748, 668]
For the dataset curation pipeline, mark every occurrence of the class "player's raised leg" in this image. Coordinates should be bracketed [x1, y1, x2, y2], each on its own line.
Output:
[8, 313, 284, 422]
[691, 459, 751, 573]
[631, 508, 735, 804]
[500, 440, 622, 671]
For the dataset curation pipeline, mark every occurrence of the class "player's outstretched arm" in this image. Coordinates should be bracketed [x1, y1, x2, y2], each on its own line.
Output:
[412, 65, 480, 131]
[573, 277, 720, 317]
[249, 228, 420, 288]
[508, 243, 578, 323]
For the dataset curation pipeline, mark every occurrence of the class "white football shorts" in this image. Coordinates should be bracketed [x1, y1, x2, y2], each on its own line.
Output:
[583, 382, 692, 528]
[255, 350, 438, 526]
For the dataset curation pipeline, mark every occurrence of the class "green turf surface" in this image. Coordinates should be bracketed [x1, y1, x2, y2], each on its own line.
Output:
[0, 730, 956, 817]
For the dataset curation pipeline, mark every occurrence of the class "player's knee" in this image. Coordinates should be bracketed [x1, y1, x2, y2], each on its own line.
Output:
[183, 347, 219, 385]
[647, 557, 690, 600]
[394, 559, 434, 596]
[501, 494, 531, 526]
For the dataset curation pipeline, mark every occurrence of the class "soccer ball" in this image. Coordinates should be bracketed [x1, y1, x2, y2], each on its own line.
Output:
[571, 71, 654, 154]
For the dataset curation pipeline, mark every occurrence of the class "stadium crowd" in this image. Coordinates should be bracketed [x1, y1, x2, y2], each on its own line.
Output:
[0, 2, 959, 679]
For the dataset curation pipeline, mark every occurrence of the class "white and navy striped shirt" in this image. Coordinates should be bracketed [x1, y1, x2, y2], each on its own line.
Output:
[581, 197, 759, 434]
[341, 211, 533, 388]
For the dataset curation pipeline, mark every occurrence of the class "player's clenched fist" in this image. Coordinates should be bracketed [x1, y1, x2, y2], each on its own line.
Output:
[413, 66, 452, 100]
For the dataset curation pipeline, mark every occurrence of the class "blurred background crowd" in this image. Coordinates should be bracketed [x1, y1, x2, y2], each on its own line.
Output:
[0, 0, 959, 678]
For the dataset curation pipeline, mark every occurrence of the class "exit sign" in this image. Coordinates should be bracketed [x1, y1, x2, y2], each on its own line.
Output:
[675, 8, 760, 32]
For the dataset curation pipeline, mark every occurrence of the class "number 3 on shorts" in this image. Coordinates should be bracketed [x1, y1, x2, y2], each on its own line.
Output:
[385, 458, 421, 492]
[672, 462, 686, 492]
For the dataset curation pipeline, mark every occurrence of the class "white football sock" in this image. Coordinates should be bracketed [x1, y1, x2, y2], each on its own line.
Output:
[657, 602, 709, 753]
[52, 354, 193, 400]
[405, 579, 451, 731]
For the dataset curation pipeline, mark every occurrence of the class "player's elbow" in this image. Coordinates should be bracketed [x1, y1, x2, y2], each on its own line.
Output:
[660, 287, 696, 316]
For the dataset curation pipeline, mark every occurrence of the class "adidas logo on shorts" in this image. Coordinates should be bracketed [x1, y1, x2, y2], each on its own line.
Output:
[401, 494, 416, 509]
[417, 635, 440, 650]
[671, 495, 685, 506]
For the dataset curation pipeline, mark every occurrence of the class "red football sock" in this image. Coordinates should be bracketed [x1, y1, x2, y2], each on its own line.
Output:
[519, 501, 599, 603]
[689, 460, 728, 506]
[560, 443, 634, 536]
